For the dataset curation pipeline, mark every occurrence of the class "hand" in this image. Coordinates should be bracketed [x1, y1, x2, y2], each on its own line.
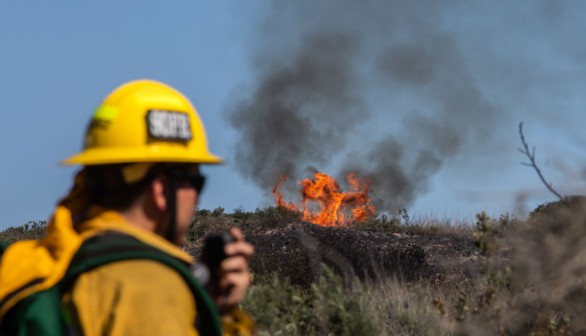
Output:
[209, 227, 254, 315]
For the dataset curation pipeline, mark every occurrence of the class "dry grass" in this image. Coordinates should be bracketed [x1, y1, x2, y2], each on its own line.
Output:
[2, 200, 585, 335]
[237, 201, 586, 335]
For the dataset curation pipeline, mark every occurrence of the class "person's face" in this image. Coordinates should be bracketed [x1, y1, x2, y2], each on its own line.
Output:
[174, 187, 197, 244]
[174, 165, 203, 245]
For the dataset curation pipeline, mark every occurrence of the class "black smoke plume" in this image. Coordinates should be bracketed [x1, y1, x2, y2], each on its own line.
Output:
[227, 1, 559, 213]
[228, 32, 365, 189]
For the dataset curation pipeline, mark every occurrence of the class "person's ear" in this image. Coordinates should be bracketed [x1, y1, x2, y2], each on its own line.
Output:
[150, 176, 167, 211]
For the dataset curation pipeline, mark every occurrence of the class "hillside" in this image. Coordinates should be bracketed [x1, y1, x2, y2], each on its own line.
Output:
[2, 198, 585, 335]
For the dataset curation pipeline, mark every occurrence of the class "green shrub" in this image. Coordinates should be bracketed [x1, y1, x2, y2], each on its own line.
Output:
[0, 221, 47, 244]
[187, 219, 209, 242]
[244, 275, 318, 336]
[244, 266, 379, 336]
[311, 267, 379, 335]
[212, 207, 225, 217]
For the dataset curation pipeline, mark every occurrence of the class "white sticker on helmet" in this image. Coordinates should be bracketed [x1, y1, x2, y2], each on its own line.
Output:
[147, 110, 192, 141]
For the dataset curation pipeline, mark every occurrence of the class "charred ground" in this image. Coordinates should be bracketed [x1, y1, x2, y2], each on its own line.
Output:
[186, 208, 484, 288]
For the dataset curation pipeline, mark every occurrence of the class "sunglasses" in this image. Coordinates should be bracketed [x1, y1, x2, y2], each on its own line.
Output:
[169, 171, 206, 194]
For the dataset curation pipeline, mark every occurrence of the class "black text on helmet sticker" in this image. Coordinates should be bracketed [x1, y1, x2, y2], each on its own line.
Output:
[147, 110, 193, 141]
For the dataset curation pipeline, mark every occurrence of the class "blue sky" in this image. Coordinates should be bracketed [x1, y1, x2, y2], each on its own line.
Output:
[1, 1, 586, 229]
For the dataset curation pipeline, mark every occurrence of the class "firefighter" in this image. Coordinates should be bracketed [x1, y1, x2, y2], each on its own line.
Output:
[57, 79, 255, 335]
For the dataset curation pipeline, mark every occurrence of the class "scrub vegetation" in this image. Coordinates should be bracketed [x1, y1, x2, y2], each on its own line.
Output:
[2, 198, 585, 335]
[0, 221, 47, 244]
[189, 198, 586, 335]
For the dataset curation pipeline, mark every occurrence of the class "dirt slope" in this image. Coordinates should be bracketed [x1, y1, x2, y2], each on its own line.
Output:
[187, 221, 482, 288]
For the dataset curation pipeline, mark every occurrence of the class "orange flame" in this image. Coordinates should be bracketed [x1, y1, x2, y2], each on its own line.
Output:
[273, 171, 375, 226]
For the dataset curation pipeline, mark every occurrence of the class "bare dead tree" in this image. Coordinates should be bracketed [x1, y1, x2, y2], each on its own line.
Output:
[518, 122, 563, 200]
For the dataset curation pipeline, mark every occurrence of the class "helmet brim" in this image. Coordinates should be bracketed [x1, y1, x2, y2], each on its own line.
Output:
[61, 147, 223, 166]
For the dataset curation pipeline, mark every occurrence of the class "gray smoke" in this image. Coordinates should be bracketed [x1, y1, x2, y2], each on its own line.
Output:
[228, 32, 365, 189]
[345, 31, 498, 211]
[227, 1, 564, 213]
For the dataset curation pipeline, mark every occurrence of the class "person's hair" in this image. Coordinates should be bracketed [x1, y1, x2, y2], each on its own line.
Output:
[84, 164, 155, 211]
[83, 163, 199, 211]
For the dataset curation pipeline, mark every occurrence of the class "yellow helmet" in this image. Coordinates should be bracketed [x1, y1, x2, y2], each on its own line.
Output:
[63, 79, 223, 166]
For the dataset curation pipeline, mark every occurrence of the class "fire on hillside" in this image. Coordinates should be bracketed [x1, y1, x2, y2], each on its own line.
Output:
[272, 171, 376, 226]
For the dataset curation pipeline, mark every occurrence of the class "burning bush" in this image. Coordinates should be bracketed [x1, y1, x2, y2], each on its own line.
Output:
[273, 171, 376, 226]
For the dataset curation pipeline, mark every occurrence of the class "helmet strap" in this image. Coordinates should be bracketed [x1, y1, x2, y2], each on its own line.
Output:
[164, 178, 178, 243]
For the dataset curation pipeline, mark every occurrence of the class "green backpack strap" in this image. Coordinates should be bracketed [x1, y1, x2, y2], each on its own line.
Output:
[0, 242, 67, 336]
[64, 232, 223, 336]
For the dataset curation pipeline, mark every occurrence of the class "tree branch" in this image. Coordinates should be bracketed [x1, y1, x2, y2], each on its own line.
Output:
[518, 122, 563, 200]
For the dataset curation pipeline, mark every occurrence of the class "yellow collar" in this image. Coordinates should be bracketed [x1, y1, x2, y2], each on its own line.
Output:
[77, 208, 194, 264]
